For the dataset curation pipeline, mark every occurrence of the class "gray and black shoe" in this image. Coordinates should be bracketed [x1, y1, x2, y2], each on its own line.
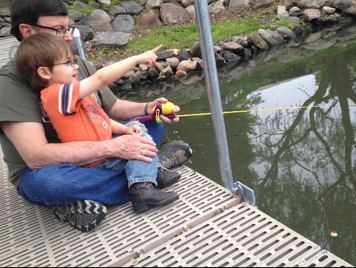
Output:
[157, 168, 181, 189]
[53, 200, 107, 232]
[157, 140, 193, 170]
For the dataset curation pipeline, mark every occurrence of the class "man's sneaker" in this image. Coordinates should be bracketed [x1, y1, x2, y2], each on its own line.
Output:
[130, 182, 179, 214]
[157, 168, 181, 189]
[157, 140, 193, 170]
[53, 200, 107, 232]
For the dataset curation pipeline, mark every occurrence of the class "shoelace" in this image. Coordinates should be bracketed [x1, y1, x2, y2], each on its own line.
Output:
[161, 155, 179, 169]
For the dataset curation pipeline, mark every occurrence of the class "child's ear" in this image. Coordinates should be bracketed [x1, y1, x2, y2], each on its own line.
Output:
[37, 67, 51, 81]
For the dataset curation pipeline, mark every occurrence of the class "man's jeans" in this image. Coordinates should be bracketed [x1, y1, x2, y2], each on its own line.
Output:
[17, 121, 164, 207]
[89, 121, 159, 188]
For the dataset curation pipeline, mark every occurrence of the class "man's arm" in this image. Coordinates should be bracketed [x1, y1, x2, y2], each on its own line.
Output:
[0, 121, 158, 169]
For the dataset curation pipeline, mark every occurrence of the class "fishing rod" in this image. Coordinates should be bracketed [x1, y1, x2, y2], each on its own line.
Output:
[130, 102, 315, 124]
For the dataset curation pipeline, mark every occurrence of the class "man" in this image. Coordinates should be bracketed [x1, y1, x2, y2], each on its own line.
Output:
[0, 0, 193, 232]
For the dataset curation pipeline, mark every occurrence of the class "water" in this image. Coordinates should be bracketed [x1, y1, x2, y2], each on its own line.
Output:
[119, 23, 356, 265]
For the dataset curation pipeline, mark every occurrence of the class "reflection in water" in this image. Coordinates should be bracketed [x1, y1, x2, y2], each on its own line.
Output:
[121, 24, 356, 265]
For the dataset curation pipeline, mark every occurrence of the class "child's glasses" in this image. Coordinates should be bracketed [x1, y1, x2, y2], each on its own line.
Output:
[50, 59, 78, 68]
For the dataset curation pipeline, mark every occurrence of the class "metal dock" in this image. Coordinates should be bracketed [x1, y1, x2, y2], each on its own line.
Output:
[0, 147, 352, 267]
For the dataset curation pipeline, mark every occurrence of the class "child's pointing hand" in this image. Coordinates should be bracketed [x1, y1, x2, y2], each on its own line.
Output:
[137, 45, 163, 68]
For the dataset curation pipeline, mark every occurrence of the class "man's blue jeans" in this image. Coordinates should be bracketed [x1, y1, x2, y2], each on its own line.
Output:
[17, 121, 164, 207]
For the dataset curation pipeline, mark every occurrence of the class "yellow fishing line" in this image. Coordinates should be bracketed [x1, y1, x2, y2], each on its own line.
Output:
[177, 106, 314, 118]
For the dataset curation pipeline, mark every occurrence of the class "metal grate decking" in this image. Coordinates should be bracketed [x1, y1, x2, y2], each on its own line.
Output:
[0, 148, 353, 267]
[0, 36, 18, 68]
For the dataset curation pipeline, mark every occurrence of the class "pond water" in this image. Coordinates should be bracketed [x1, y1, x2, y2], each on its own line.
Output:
[119, 22, 356, 265]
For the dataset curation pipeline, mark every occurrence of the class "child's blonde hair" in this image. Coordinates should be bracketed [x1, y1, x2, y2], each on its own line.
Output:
[16, 33, 74, 90]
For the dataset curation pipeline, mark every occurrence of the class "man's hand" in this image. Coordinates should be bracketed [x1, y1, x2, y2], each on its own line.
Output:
[148, 98, 180, 124]
[110, 133, 157, 163]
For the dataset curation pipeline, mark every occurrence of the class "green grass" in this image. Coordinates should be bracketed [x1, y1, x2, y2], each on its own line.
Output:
[119, 17, 267, 54]
[67, 1, 95, 14]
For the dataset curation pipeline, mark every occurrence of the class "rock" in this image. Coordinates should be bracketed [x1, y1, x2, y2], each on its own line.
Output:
[160, 3, 190, 25]
[89, 1, 101, 8]
[109, 6, 127, 16]
[289, 6, 301, 13]
[117, 80, 132, 91]
[112, 15, 135, 32]
[178, 50, 191, 61]
[192, 57, 204, 70]
[160, 66, 174, 77]
[79, 9, 112, 32]
[98, 0, 111, 8]
[229, 0, 249, 9]
[75, 25, 94, 42]
[276, 13, 290, 19]
[129, 74, 141, 86]
[0, 27, 10, 37]
[251, 0, 275, 9]
[276, 26, 296, 39]
[140, 0, 149, 5]
[250, 32, 269, 50]
[168, 0, 183, 7]
[300, 0, 330, 9]
[322, 6, 336, 15]
[332, 0, 352, 11]
[156, 50, 176, 60]
[303, 37, 337, 49]
[148, 67, 160, 79]
[177, 59, 197, 72]
[181, 0, 194, 7]
[73, 2, 89, 9]
[324, 14, 339, 21]
[91, 32, 131, 49]
[191, 41, 202, 58]
[303, 9, 321, 21]
[338, 17, 354, 24]
[155, 63, 165, 73]
[186, 5, 196, 18]
[176, 70, 188, 76]
[343, 4, 356, 17]
[166, 57, 180, 69]
[223, 51, 241, 63]
[120, 1, 144, 15]
[257, 29, 285, 46]
[214, 46, 224, 53]
[304, 32, 322, 43]
[287, 17, 301, 27]
[209, 0, 226, 13]
[136, 71, 149, 80]
[68, 10, 85, 22]
[172, 49, 180, 56]
[138, 10, 162, 27]
[146, 0, 163, 9]
[279, 0, 294, 9]
[123, 71, 135, 79]
[0, 8, 10, 17]
[139, 64, 148, 71]
[222, 42, 244, 54]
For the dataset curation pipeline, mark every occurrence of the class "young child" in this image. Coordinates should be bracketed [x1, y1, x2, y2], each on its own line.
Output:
[16, 33, 181, 214]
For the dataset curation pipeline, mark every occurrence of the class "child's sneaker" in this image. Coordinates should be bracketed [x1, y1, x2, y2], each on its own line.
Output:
[157, 140, 193, 169]
[53, 200, 107, 232]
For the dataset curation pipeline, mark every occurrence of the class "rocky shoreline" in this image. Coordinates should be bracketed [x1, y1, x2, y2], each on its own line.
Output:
[1, 0, 356, 91]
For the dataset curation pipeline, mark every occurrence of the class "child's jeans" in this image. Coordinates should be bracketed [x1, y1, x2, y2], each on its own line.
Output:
[89, 121, 160, 188]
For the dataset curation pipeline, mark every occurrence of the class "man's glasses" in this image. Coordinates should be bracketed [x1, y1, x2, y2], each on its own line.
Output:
[30, 24, 75, 37]
[48, 59, 78, 68]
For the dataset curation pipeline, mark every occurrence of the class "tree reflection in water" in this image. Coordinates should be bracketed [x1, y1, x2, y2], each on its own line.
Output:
[253, 54, 356, 264]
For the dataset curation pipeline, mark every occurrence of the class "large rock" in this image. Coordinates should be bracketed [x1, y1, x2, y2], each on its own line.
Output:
[287, 16, 301, 26]
[138, 10, 162, 27]
[146, 0, 163, 9]
[181, 0, 194, 7]
[73, 2, 89, 9]
[160, 3, 190, 25]
[186, 5, 196, 18]
[112, 15, 135, 32]
[251, 0, 275, 9]
[166, 57, 180, 69]
[120, 1, 144, 15]
[250, 32, 269, 50]
[303, 9, 321, 21]
[191, 41, 202, 58]
[257, 29, 285, 46]
[98, 0, 111, 8]
[79, 9, 112, 32]
[209, 0, 226, 13]
[223, 51, 241, 63]
[332, 0, 353, 11]
[276, 26, 296, 39]
[303, 37, 337, 49]
[177, 59, 197, 72]
[279, 0, 294, 9]
[0, 27, 10, 37]
[343, 3, 356, 17]
[68, 10, 85, 22]
[91, 32, 131, 49]
[229, 0, 249, 9]
[222, 42, 244, 54]
[300, 0, 330, 9]
[75, 25, 94, 42]
[109, 6, 126, 16]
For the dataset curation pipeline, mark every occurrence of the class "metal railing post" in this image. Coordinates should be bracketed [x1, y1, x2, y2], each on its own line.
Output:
[193, 0, 235, 192]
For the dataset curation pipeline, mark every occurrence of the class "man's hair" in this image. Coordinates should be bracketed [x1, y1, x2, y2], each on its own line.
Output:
[10, 0, 68, 41]
[16, 33, 74, 91]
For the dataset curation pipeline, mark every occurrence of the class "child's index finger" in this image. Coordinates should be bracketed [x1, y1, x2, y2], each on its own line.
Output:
[152, 44, 163, 54]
